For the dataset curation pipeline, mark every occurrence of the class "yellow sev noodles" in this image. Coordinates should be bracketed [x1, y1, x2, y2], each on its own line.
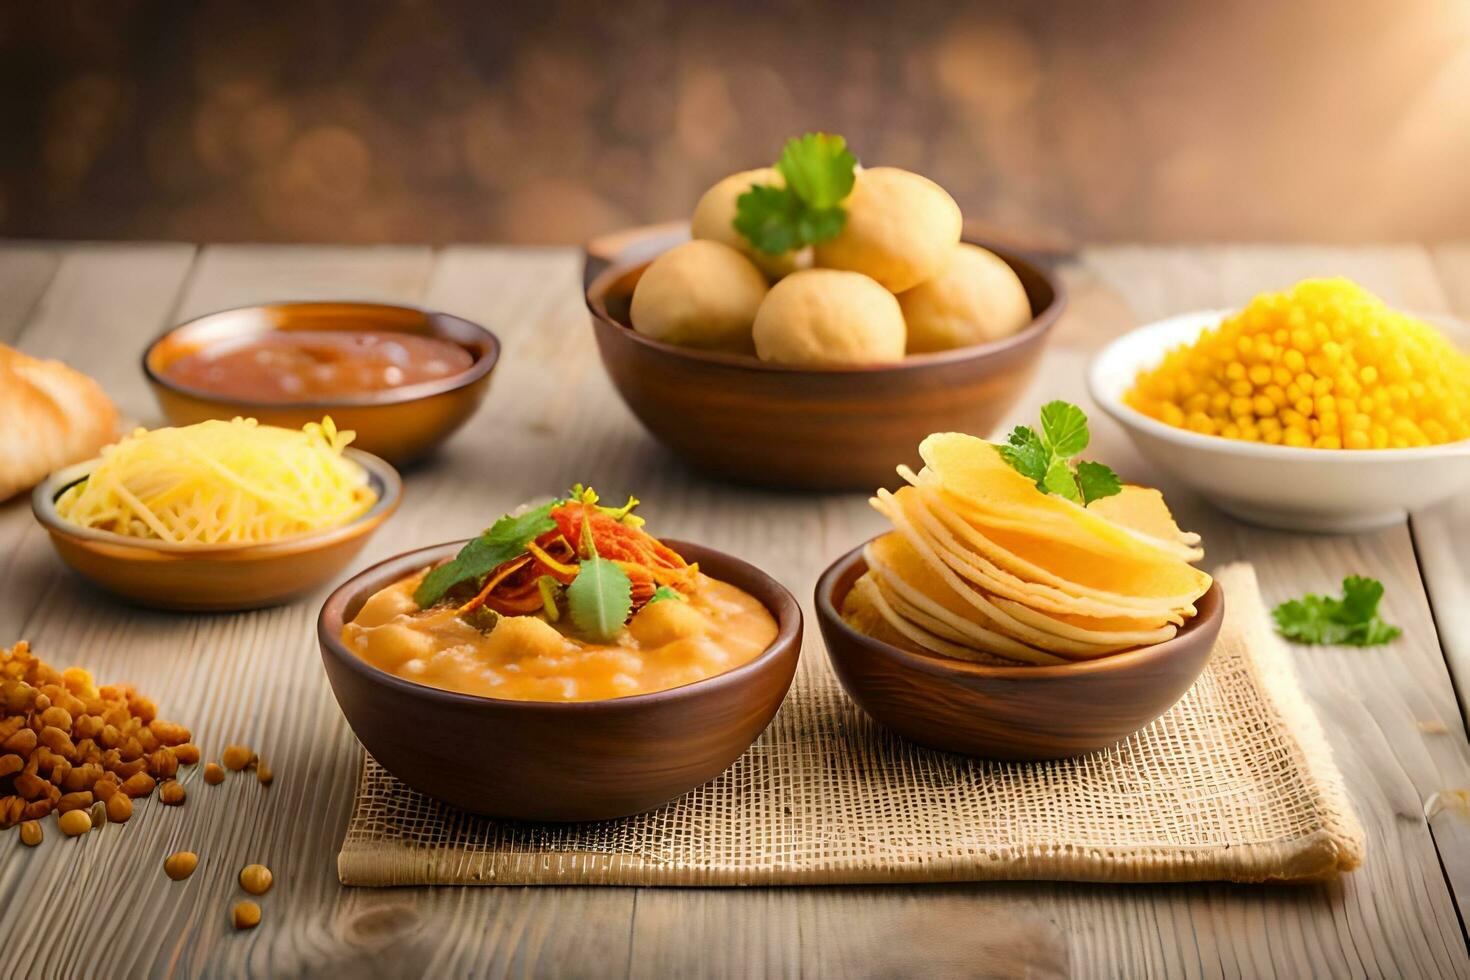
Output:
[55, 417, 376, 545]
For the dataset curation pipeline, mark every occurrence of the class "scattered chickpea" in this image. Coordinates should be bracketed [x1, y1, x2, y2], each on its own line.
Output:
[231, 900, 261, 930]
[159, 780, 186, 806]
[0, 641, 204, 839]
[239, 863, 273, 895]
[120, 772, 156, 798]
[221, 745, 255, 772]
[19, 820, 42, 846]
[203, 762, 225, 785]
[58, 809, 91, 837]
[106, 791, 132, 824]
[57, 791, 92, 814]
[164, 851, 199, 881]
[255, 761, 273, 787]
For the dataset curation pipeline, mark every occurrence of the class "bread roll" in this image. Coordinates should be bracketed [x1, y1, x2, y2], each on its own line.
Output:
[0, 345, 118, 501]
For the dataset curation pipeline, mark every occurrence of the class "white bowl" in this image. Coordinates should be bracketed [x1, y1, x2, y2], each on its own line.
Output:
[1088, 310, 1470, 533]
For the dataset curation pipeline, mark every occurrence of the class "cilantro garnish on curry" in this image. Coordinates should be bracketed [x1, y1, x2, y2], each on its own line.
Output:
[343, 486, 777, 702]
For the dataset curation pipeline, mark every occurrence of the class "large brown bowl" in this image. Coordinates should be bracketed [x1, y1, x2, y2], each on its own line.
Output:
[318, 539, 803, 821]
[144, 301, 500, 465]
[32, 449, 401, 612]
[584, 228, 1064, 490]
[815, 542, 1224, 761]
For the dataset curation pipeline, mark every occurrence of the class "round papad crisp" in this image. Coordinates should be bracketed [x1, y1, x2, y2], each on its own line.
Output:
[870, 506, 1136, 658]
[883, 491, 1179, 641]
[1086, 485, 1204, 562]
[862, 538, 1062, 665]
[849, 572, 1062, 667]
[917, 433, 1212, 572]
[888, 484, 1187, 625]
[903, 460, 1211, 610]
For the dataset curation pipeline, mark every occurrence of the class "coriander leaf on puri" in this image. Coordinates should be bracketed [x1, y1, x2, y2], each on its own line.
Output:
[733, 133, 857, 256]
[995, 400, 1122, 505]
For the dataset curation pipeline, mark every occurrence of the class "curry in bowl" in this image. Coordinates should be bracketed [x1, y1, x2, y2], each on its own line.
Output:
[318, 489, 801, 820]
[341, 486, 778, 701]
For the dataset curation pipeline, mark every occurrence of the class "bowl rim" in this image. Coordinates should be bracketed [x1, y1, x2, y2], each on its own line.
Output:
[31, 446, 403, 558]
[141, 299, 502, 410]
[318, 537, 804, 713]
[815, 538, 1224, 679]
[1088, 308, 1470, 462]
[584, 236, 1067, 377]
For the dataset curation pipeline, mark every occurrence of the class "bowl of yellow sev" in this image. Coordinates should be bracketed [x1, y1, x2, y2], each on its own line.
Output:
[31, 417, 402, 611]
[1089, 279, 1470, 532]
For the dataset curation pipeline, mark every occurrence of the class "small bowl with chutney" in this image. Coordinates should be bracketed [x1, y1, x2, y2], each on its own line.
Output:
[318, 487, 802, 821]
[144, 301, 500, 465]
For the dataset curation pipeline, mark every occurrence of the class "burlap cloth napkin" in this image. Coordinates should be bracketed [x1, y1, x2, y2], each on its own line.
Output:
[338, 562, 1364, 886]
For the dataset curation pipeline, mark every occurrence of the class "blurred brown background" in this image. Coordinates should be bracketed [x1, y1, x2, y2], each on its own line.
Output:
[4, 0, 1469, 247]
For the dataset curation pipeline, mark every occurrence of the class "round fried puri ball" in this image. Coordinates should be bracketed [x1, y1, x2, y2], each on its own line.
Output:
[630, 240, 768, 353]
[752, 269, 905, 367]
[898, 243, 1032, 353]
[691, 168, 807, 280]
[813, 167, 962, 293]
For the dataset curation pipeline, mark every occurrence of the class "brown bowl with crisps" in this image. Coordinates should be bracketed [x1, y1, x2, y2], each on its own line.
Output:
[816, 545, 1223, 761]
[815, 427, 1224, 760]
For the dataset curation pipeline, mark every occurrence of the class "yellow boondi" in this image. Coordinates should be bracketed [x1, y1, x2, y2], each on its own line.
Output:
[1125, 279, 1470, 449]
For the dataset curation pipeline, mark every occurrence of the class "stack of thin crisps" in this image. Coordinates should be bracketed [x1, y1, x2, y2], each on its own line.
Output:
[844, 433, 1213, 666]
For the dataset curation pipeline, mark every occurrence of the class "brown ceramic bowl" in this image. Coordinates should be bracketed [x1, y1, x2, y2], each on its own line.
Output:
[143, 301, 500, 465]
[584, 228, 1064, 490]
[318, 539, 803, 821]
[815, 542, 1225, 761]
[31, 449, 401, 612]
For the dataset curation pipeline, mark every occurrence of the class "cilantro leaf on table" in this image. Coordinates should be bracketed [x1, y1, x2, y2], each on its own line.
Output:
[414, 504, 558, 608]
[994, 400, 1122, 504]
[733, 132, 857, 255]
[1272, 576, 1402, 646]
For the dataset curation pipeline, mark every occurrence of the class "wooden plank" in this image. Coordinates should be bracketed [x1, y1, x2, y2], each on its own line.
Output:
[1079, 245, 1470, 973]
[1417, 243, 1470, 738]
[0, 244, 645, 978]
[1082, 244, 1451, 327]
[309, 246, 644, 976]
[619, 248, 1469, 979]
[4, 242, 1468, 978]
[0, 243, 197, 641]
[0, 242, 65, 345]
[621, 346, 1470, 980]
[172, 244, 439, 321]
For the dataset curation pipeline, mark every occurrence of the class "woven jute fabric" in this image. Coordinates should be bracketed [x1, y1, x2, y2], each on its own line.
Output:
[338, 562, 1364, 887]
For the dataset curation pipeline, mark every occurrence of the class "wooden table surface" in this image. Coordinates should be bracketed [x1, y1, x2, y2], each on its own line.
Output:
[1, 241, 1469, 979]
